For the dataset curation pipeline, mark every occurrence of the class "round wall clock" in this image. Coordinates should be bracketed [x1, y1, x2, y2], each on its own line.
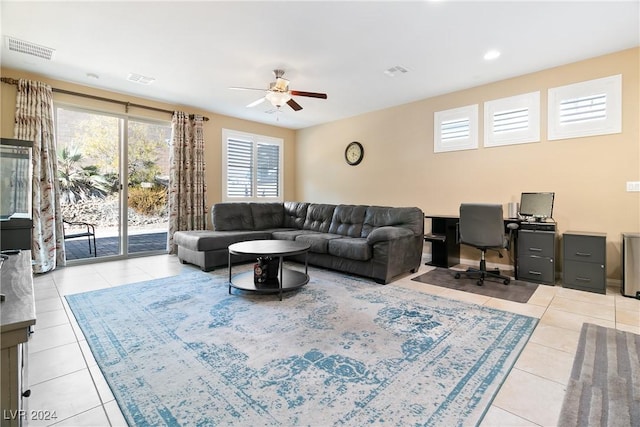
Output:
[345, 141, 364, 166]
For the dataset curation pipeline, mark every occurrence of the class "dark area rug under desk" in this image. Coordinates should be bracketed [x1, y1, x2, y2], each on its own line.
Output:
[411, 267, 539, 303]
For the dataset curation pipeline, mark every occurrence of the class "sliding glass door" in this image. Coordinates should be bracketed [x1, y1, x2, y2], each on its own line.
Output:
[126, 119, 171, 255]
[55, 106, 171, 261]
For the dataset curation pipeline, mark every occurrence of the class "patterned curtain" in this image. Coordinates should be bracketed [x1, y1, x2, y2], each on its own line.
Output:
[167, 111, 206, 253]
[14, 79, 65, 273]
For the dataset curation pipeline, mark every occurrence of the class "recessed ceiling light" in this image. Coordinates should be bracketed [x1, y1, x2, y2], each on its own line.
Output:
[484, 50, 501, 61]
[127, 73, 155, 85]
[86, 73, 99, 80]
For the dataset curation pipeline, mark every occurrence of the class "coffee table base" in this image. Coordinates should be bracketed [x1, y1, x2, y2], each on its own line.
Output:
[229, 268, 309, 294]
[228, 245, 309, 301]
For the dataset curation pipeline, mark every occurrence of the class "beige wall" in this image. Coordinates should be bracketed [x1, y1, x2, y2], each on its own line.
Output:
[2, 49, 638, 279]
[0, 67, 297, 228]
[295, 48, 640, 280]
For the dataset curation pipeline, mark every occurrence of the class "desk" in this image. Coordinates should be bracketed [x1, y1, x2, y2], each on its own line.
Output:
[424, 214, 523, 277]
[424, 215, 460, 268]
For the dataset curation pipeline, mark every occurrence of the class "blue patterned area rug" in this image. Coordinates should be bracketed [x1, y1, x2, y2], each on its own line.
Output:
[66, 268, 538, 426]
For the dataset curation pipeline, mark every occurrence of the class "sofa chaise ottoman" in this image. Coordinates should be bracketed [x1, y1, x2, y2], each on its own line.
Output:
[174, 202, 424, 284]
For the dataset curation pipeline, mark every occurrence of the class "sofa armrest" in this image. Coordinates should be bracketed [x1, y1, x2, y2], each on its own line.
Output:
[366, 226, 414, 244]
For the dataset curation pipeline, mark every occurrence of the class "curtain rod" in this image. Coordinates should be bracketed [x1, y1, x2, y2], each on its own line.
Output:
[1, 77, 209, 121]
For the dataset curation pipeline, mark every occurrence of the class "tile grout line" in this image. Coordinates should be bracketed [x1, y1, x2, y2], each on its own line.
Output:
[59, 286, 117, 426]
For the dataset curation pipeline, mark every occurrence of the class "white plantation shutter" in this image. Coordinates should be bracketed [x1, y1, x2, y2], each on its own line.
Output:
[441, 118, 470, 142]
[558, 94, 607, 124]
[226, 138, 253, 197]
[493, 108, 529, 134]
[256, 143, 280, 198]
[222, 129, 283, 201]
[548, 75, 621, 140]
[484, 92, 540, 147]
[434, 104, 478, 152]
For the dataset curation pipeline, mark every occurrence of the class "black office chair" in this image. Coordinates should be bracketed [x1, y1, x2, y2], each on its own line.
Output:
[454, 203, 511, 286]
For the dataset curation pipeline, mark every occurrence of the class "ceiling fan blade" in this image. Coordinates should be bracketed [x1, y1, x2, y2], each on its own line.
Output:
[287, 98, 303, 111]
[290, 90, 327, 99]
[246, 97, 266, 108]
[229, 86, 267, 92]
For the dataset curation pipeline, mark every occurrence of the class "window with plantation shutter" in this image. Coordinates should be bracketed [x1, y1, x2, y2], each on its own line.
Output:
[226, 138, 253, 198]
[558, 94, 607, 124]
[433, 104, 478, 153]
[222, 129, 283, 202]
[256, 143, 280, 198]
[484, 92, 540, 147]
[548, 75, 621, 140]
[441, 118, 470, 141]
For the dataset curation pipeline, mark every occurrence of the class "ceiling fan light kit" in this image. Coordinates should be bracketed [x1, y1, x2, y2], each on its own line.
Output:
[230, 69, 327, 113]
[265, 90, 291, 108]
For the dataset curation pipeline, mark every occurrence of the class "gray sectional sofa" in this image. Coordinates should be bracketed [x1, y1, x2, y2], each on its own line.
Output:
[174, 202, 424, 284]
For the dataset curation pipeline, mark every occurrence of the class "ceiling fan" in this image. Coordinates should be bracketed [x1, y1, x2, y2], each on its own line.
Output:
[229, 69, 327, 112]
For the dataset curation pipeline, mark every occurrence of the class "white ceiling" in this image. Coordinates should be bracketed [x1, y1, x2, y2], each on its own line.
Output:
[1, 1, 638, 130]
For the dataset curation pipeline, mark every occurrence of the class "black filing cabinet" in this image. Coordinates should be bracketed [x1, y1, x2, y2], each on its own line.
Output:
[563, 231, 607, 294]
[518, 229, 556, 284]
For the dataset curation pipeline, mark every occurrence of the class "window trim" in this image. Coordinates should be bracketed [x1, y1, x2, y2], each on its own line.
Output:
[547, 74, 622, 140]
[433, 104, 478, 153]
[484, 91, 540, 147]
[221, 128, 284, 202]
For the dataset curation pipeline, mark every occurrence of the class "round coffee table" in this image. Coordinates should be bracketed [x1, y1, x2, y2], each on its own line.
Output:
[228, 240, 311, 300]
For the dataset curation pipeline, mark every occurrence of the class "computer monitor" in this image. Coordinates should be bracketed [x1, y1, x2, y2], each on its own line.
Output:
[519, 192, 555, 221]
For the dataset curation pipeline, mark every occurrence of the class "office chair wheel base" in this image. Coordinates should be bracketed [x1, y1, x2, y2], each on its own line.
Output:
[476, 279, 484, 286]
[503, 278, 510, 285]
[454, 272, 461, 279]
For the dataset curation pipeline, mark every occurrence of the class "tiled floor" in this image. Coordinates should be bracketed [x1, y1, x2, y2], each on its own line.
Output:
[28, 254, 639, 426]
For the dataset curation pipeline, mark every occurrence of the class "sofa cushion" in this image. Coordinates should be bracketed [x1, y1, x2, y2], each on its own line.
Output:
[250, 203, 284, 229]
[303, 204, 336, 233]
[328, 204, 367, 237]
[213, 203, 254, 231]
[271, 229, 317, 241]
[295, 233, 343, 254]
[361, 206, 424, 237]
[173, 230, 271, 251]
[283, 202, 308, 229]
[328, 238, 372, 261]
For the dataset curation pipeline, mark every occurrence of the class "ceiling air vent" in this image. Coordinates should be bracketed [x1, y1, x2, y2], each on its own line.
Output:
[6, 36, 55, 60]
[383, 65, 408, 77]
[127, 73, 156, 85]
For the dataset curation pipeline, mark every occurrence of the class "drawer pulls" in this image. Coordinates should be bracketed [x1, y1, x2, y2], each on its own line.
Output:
[575, 277, 592, 283]
[575, 252, 592, 257]
[529, 247, 542, 252]
[527, 255, 553, 262]
[528, 270, 542, 276]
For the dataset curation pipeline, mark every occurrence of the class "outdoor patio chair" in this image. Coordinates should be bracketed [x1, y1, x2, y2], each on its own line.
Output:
[63, 218, 97, 257]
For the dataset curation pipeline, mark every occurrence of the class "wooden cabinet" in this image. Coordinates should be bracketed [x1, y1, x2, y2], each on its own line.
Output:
[563, 231, 607, 294]
[1, 251, 35, 427]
